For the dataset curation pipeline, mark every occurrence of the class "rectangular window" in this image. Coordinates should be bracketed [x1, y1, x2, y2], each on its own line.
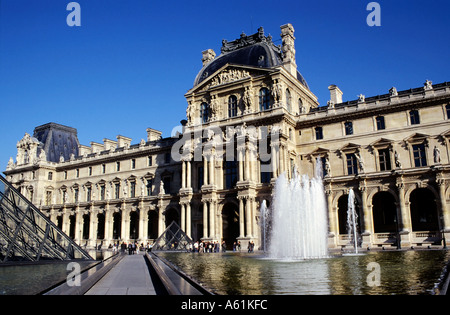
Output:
[115, 183, 120, 199]
[163, 177, 171, 194]
[410, 110, 420, 125]
[130, 181, 136, 198]
[260, 159, 272, 184]
[376, 116, 386, 130]
[88, 166, 92, 176]
[378, 149, 391, 171]
[102, 164, 106, 174]
[74, 188, 79, 203]
[446, 104, 450, 119]
[344, 122, 353, 135]
[76, 169, 79, 178]
[87, 187, 92, 202]
[224, 161, 238, 189]
[48, 172, 53, 180]
[148, 156, 153, 166]
[197, 166, 204, 190]
[116, 162, 120, 172]
[131, 159, 136, 169]
[315, 127, 323, 140]
[100, 185, 105, 200]
[146, 179, 153, 196]
[412, 144, 427, 167]
[346, 153, 358, 175]
[46, 191, 52, 206]
[64, 171, 68, 179]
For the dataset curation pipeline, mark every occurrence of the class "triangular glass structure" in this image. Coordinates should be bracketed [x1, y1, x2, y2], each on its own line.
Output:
[152, 221, 193, 251]
[0, 175, 93, 262]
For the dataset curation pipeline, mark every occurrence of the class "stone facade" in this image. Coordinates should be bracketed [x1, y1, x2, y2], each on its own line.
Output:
[4, 24, 450, 250]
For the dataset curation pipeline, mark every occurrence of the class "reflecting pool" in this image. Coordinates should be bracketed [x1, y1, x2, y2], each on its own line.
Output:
[156, 250, 450, 295]
[0, 250, 113, 295]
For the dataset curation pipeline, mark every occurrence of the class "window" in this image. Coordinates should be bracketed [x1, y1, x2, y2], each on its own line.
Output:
[131, 159, 136, 169]
[285, 89, 291, 112]
[102, 164, 106, 174]
[86, 187, 92, 202]
[410, 110, 420, 125]
[197, 166, 204, 190]
[378, 149, 391, 171]
[200, 102, 209, 123]
[344, 122, 353, 135]
[315, 127, 323, 140]
[412, 144, 427, 167]
[259, 88, 271, 111]
[346, 153, 358, 175]
[88, 166, 92, 176]
[164, 152, 171, 164]
[298, 98, 304, 114]
[130, 181, 136, 198]
[224, 160, 238, 189]
[100, 185, 105, 200]
[163, 177, 171, 194]
[115, 183, 120, 199]
[228, 95, 238, 117]
[74, 188, 79, 203]
[46, 191, 52, 206]
[64, 171, 68, 179]
[148, 156, 153, 166]
[260, 159, 272, 184]
[116, 162, 120, 172]
[446, 104, 450, 119]
[48, 172, 53, 180]
[76, 169, 79, 178]
[146, 179, 153, 196]
[376, 116, 385, 130]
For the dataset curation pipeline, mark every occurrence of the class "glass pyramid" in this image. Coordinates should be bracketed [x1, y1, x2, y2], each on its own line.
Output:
[0, 175, 93, 262]
[152, 221, 193, 251]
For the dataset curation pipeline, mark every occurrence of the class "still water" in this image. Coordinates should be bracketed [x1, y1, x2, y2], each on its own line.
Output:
[0, 250, 112, 295]
[156, 250, 450, 295]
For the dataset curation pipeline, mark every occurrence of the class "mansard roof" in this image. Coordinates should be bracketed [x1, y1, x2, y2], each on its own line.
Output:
[193, 27, 309, 89]
[33, 122, 80, 163]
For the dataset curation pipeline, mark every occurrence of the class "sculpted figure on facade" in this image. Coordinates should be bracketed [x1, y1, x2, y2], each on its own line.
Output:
[243, 86, 254, 114]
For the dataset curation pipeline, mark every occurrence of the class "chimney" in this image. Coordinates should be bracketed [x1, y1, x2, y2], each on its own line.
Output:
[146, 128, 162, 142]
[328, 85, 343, 105]
[280, 23, 297, 77]
[202, 49, 216, 66]
[116, 135, 132, 148]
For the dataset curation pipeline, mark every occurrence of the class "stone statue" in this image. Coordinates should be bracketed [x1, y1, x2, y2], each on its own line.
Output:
[394, 151, 402, 169]
[434, 146, 441, 164]
[355, 152, 365, 172]
[159, 180, 165, 195]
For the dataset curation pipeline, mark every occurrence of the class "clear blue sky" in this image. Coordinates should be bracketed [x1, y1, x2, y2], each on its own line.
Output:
[1, 0, 449, 170]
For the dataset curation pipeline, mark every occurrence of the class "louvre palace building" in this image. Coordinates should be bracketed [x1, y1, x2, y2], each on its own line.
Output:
[4, 24, 450, 250]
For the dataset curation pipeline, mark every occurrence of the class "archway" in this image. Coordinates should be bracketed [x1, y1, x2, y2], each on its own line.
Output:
[82, 214, 90, 240]
[222, 202, 240, 249]
[112, 212, 121, 240]
[337, 193, 361, 235]
[97, 212, 105, 240]
[410, 188, 439, 231]
[372, 192, 397, 233]
[148, 210, 159, 239]
[129, 211, 139, 240]
[165, 208, 179, 228]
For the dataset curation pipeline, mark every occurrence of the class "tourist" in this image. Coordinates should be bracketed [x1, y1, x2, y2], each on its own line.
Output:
[222, 241, 226, 252]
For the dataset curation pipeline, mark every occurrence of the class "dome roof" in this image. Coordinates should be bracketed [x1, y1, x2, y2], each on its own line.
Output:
[193, 27, 309, 89]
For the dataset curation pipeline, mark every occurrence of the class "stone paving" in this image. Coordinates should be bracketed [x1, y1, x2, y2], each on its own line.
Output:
[85, 253, 157, 295]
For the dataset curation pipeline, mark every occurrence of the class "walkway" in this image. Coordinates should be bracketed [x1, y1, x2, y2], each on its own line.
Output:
[85, 253, 157, 295]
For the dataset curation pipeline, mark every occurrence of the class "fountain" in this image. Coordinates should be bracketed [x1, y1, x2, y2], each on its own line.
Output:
[259, 200, 269, 253]
[345, 188, 363, 255]
[266, 158, 328, 260]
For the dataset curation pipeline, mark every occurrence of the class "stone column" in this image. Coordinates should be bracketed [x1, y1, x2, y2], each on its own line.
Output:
[89, 209, 98, 248]
[186, 160, 192, 188]
[186, 202, 191, 238]
[138, 209, 145, 242]
[182, 161, 186, 188]
[104, 205, 113, 243]
[238, 197, 245, 238]
[245, 197, 252, 237]
[203, 157, 208, 186]
[397, 182, 411, 246]
[181, 203, 186, 232]
[209, 200, 216, 239]
[203, 201, 208, 239]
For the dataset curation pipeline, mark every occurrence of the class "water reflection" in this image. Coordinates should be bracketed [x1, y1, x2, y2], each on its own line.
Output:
[157, 250, 450, 295]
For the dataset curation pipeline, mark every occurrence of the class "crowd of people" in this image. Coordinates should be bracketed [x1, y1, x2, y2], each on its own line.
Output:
[109, 241, 153, 255]
[187, 240, 256, 253]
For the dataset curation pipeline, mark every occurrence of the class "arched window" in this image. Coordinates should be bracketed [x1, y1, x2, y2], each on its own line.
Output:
[200, 102, 209, 124]
[285, 89, 291, 112]
[298, 98, 304, 114]
[259, 88, 271, 111]
[228, 95, 238, 117]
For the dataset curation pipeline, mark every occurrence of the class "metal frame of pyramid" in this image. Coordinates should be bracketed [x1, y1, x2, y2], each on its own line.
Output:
[151, 221, 193, 251]
[0, 175, 93, 263]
